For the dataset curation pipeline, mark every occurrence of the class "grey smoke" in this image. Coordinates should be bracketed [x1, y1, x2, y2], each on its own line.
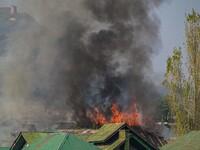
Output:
[0, 0, 164, 145]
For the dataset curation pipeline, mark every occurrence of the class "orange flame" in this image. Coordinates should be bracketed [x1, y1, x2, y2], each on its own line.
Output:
[110, 103, 123, 123]
[88, 102, 140, 126]
[93, 107, 106, 125]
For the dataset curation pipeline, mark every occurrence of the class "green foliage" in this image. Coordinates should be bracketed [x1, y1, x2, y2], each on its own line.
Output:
[157, 97, 171, 122]
[163, 10, 200, 135]
[163, 48, 190, 135]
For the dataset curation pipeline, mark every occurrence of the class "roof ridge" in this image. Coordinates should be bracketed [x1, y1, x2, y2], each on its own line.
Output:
[58, 133, 69, 150]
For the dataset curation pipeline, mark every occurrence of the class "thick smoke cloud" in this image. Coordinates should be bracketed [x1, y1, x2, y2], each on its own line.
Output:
[67, 0, 164, 125]
[0, 0, 164, 145]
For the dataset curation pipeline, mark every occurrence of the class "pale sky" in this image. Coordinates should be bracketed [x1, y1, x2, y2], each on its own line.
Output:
[154, 1, 200, 75]
[0, 0, 200, 78]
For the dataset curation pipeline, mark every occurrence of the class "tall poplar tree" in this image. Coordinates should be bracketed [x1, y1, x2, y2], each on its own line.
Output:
[163, 10, 200, 135]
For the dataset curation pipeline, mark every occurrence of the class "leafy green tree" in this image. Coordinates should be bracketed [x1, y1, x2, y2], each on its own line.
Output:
[156, 96, 171, 122]
[163, 10, 200, 135]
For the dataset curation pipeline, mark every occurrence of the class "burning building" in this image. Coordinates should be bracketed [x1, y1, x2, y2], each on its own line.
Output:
[7, 123, 167, 150]
[0, 0, 166, 146]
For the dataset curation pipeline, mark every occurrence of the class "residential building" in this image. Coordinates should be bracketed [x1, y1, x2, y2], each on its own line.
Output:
[6, 123, 167, 150]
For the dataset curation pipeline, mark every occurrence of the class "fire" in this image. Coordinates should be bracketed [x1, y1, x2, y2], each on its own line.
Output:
[110, 103, 123, 123]
[88, 102, 140, 126]
[92, 107, 106, 125]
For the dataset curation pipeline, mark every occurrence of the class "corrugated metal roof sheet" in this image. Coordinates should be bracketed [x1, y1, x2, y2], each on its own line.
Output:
[23, 133, 65, 150]
[0, 147, 10, 150]
[10, 123, 167, 150]
[160, 131, 200, 150]
[62, 123, 166, 149]
[22, 132, 52, 144]
[87, 123, 125, 143]
[22, 133, 101, 150]
[10, 132, 54, 150]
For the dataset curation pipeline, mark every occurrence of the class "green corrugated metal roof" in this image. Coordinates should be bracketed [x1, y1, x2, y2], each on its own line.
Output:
[76, 134, 92, 141]
[0, 147, 10, 150]
[22, 132, 52, 144]
[87, 123, 125, 143]
[22, 133, 101, 150]
[10, 132, 53, 150]
[160, 131, 200, 150]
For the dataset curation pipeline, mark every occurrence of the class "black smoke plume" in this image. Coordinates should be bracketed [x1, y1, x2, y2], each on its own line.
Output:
[64, 0, 164, 126]
[0, 0, 164, 144]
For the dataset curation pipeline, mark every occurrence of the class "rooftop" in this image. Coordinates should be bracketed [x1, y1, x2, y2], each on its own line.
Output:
[22, 133, 100, 150]
[7, 123, 167, 150]
[161, 131, 200, 150]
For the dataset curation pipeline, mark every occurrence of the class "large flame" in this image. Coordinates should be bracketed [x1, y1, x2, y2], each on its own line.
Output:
[88, 102, 140, 126]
